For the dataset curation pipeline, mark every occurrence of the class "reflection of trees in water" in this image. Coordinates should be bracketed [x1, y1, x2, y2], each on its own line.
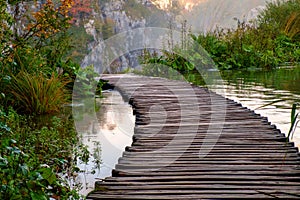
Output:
[221, 67, 300, 95]
[96, 101, 106, 124]
[96, 92, 130, 132]
[75, 91, 134, 195]
[96, 92, 135, 137]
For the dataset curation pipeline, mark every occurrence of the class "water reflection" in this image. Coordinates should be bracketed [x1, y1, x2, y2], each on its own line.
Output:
[208, 67, 300, 149]
[76, 90, 134, 196]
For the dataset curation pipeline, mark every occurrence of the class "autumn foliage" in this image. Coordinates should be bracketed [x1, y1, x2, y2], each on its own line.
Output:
[69, 0, 93, 24]
[27, 0, 74, 39]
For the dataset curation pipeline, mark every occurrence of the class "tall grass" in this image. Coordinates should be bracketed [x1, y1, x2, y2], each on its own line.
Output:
[8, 72, 69, 114]
[258, 0, 300, 31]
[285, 12, 300, 40]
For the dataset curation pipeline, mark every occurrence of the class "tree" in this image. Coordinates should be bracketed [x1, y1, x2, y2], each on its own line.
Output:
[69, 0, 93, 24]
[0, 0, 74, 74]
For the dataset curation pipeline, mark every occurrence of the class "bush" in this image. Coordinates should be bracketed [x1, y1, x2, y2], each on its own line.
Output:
[258, 0, 300, 34]
[0, 108, 84, 199]
[8, 72, 69, 114]
[0, 1, 81, 112]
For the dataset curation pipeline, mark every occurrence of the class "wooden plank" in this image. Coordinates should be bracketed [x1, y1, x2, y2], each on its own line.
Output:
[87, 193, 286, 199]
[111, 169, 300, 177]
[103, 176, 300, 182]
[91, 184, 300, 191]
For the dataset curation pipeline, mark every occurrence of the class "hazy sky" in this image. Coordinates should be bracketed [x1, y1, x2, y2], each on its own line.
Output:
[152, 0, 272, 32]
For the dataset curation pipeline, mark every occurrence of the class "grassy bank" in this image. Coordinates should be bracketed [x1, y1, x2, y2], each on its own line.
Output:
[141, 0, 300, 73]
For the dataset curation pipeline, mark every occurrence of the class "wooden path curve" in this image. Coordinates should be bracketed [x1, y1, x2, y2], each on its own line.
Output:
[87, 74, 300, 199]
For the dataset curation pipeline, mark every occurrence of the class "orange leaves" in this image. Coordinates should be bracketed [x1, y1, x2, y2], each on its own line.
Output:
[62, 0, 74, 9]
[68, 0, 92, 24]
[27, 0, 74, 39]
[60, 0, 75, 17]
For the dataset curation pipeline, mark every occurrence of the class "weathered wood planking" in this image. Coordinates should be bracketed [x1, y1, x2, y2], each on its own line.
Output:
[87, 74, 300, 199]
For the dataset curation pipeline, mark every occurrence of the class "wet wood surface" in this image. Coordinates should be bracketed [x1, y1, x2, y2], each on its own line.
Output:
[87, 74, 300, 199]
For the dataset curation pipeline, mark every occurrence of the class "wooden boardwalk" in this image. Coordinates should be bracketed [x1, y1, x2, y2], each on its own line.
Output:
[87, 74, 300, 199]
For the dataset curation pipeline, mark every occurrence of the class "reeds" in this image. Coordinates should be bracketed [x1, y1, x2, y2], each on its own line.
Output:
[8, 72, 70, 114]
[285, 12, 300, 40]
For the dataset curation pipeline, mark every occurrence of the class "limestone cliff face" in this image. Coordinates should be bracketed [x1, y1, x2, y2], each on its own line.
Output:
[85, 0, 270, 39]
[101, 0, 146, 33]
[83, 0, 147, 41]
[81, 0, 154, 73]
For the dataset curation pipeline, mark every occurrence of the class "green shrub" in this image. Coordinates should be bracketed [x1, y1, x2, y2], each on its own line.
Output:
[8, 72, 69, 114]
[0, 108, 84, 199]
[73, 65, 103, 98]
[258, 0, 300, 33]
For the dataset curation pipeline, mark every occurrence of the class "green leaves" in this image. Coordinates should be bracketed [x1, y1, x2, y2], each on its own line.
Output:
[0, 108, 83, 199]
[19, 164, 29, 176]
[0, 1, 91, 199]
[38, 168, 57, 185]
[143, 52, 196, 73]
[74, 65, 100, 97]
[0, 122, 11, 132]
[30, 192, 48, 200]
[0, 0, 79, 110]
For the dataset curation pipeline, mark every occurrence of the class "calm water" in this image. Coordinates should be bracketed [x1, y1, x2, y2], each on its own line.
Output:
[75, 90, 134, 195]
[209, 67, 300, 148]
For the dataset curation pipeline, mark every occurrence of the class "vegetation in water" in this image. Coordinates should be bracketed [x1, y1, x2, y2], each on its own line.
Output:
[196, 0, 300, 70]
[288, 103, 300, 139]
[8, 72, 70, 114]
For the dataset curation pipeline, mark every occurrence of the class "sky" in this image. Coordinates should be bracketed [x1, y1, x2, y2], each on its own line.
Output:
[151, 0, 272, 32]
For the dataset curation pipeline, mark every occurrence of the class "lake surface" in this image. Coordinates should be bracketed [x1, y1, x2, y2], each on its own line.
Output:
[76, 90, 134, 196]
[208, 67, 300, 148]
